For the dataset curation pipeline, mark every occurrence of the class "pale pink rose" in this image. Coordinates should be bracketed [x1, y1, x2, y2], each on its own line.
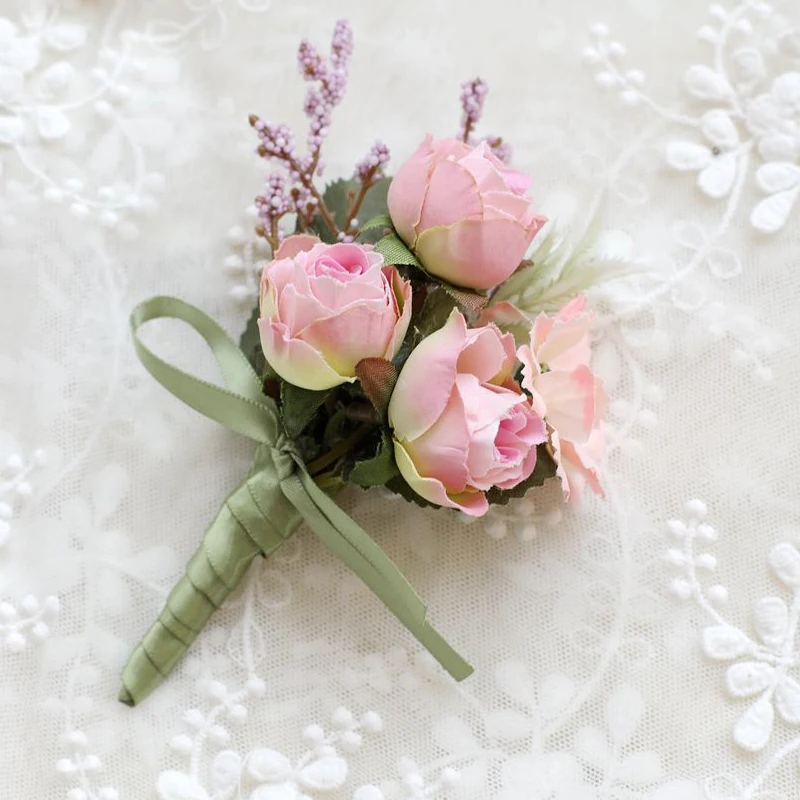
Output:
[387, 135, 547, 291]
[388, 309, 547, 517]
[259, 235, 412, 391]
[517, 296, 607, 500]
[552, 426, 605, 501]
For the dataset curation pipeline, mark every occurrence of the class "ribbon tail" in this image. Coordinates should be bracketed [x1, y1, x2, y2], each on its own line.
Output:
[281, 470, 474, 681]
[119, 464, 299, 706]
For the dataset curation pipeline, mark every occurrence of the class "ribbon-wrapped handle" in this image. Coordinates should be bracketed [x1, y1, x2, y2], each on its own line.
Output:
[120, 297, 472, 705]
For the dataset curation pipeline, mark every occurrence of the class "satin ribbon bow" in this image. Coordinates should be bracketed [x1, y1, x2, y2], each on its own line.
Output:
[119, 296, 472, 706]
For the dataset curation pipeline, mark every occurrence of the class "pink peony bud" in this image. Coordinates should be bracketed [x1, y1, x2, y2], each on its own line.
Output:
[387, 136, 547, 290]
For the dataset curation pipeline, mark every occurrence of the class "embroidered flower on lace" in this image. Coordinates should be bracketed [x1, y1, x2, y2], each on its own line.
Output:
[0, 440, 59, 651]
[585, 2, 800, 234]
[667, 500, 800, 762]
[57, 729, 119, 800]
[354, 757, 460, 800]
[158, 691, 383, 800]
[0, 442, 46, 550]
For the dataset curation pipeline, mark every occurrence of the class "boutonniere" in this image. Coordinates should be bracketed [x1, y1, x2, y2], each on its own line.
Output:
[120, 20, 608, 706]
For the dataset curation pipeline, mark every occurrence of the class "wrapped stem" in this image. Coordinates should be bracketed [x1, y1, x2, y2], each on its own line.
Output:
[120, 445, 302, 706]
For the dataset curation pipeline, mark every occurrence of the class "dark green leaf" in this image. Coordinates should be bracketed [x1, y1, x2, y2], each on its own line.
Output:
[348, 432, 399, 487]
[375, 232, 423, 268]
[359, 213, 393, 236]
[484, 444, 558, 506]
[318, 177, 392, 241]
[415, 287, 458, 338]
[294, 434, 323, 465]
[280, 381, 329, 439]
[239, 302, 263, 374]
[354, 358, 397, 418]
[321, 178, 356, 234]
[354, 178, 391, 227]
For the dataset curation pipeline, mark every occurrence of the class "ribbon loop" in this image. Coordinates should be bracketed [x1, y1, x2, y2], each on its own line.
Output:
[130, 296, 280, 444]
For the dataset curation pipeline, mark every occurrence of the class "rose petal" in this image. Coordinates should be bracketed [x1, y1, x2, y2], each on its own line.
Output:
[446, 488, 490, 517]
[415, 218, 533, 290]
[458, 142, 509, 193]
[497, 164, 533, 195]
[402, 387, 470, 491]
[558, 427, 606, 501]
[277, 280, 330, 331]
[516, 342, 541, 395]
[534, 307, 593, 372]
[274, 234, 321, 260]
[536, 365, 598, 444]
[482, 190, 537, 226]
[389, 309, 467, 440]
[465, 387, 545, 490]
[417, 158, 483, 233]
[258, 318, 351, 390]
[301, 302, 399, 376]
[394, 440, 488, 516]
[387, 134, 435, 245]
[459, 325, 517, 384]
[382, 268, 413, 360]
[429, 137, 473, 160]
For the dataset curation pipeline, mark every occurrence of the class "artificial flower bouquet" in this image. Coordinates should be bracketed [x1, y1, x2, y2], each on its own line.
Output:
[120, 20, 607, 706]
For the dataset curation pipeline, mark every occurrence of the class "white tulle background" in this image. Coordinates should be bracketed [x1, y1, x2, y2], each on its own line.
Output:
[2, 1, 800, 798]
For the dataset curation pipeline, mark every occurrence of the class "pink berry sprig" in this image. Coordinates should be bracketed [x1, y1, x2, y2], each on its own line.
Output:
[343, 140, 391, 236]
[457, 77, 512, 164]
[250, 19, 366, 251]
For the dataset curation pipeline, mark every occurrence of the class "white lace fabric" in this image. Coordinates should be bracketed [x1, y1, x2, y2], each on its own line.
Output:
[2, 0, 800, 798]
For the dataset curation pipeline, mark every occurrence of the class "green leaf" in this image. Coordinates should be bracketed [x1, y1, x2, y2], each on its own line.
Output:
[280, 381, 329, 439]
[348, 432, 399, 487]
[354, 358, 397, 418]
[239, 302, 264, 374]
[359, 212, 393, 233]
[484, 444, 558, 506]
[315, 177, 392, 243]
[353, 177, 391, 227]
[415, 287, 458, 338]
[375, 232, 423, 268]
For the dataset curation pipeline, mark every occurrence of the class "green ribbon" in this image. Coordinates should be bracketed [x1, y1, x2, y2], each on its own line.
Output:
[119, 296, 472, 706]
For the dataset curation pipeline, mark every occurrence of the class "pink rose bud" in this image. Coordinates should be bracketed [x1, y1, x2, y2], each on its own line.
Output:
[388, 310, 547, 517]
[517, 296, 607, 501]
[387, 135, 547, 291]
[259, 235, 412, 390]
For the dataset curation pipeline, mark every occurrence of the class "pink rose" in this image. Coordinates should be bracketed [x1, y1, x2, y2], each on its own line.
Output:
[517, 296, 607, 500]
[388, 310, 547, 517]
[259, 235, 412, 391]
[387, 135, 547, 290]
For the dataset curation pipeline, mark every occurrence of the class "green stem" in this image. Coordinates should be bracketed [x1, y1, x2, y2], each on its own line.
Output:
[307, 424, 374, 477]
